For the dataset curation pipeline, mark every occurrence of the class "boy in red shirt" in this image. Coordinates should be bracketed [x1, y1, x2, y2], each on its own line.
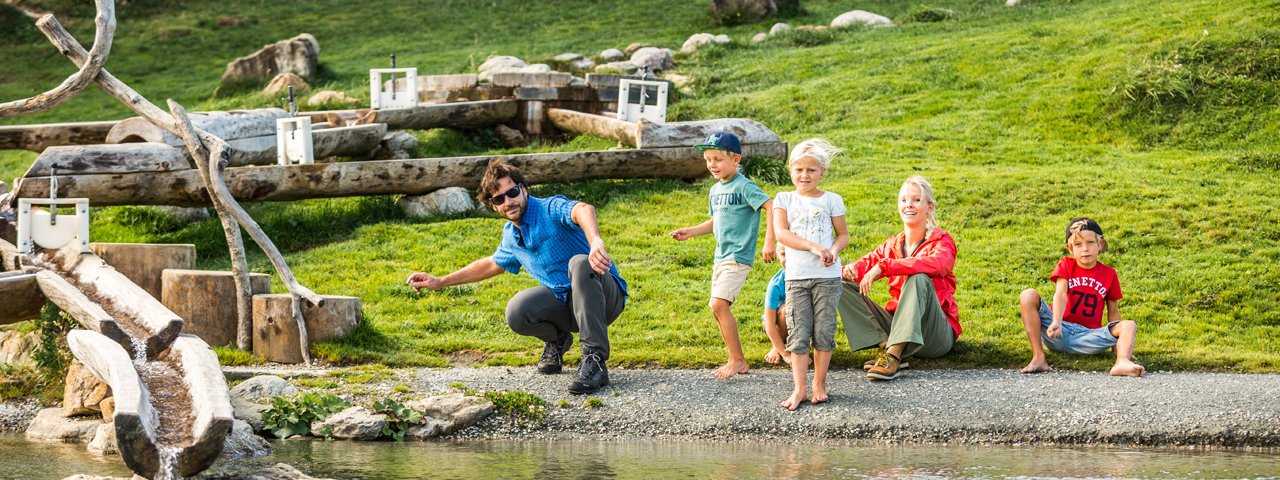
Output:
[1017, 217, 1144, 377]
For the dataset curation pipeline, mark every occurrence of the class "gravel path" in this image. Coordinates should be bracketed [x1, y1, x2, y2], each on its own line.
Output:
[0, 399, 40, 433]
[404, 367, 1280, 447]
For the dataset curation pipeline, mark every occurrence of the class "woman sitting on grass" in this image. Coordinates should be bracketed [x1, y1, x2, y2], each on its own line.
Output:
[838, 175, 960, 381]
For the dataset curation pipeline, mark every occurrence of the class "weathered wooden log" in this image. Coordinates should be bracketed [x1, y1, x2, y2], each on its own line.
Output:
[89, 243, 196, 299]
[546, 108, 784, 149]
[223, 123, 387, 166]
[34, 269, 109, 333]
[9, 144, 787, 207]
[303, 100, 518, 131]
[164, 334, 234, 477]
[0, 121, 118, 152]
[37, 244, 183, 359]
[0, 272, 44, 324]
[546, 108, 638, 145]
[106, 108, 290, 146]
[0, 237, 22, 271]
[65, 329, 161, 479]
[161, 269, 270, 347]
[24, 143, 190, 177]
[252, 294, 361, 364]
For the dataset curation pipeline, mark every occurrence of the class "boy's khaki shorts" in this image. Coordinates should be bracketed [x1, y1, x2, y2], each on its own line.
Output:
[710, 260, 753, 303]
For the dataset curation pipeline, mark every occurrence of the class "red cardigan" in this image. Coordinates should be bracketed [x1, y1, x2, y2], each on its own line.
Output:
[848, 229, 960, 338]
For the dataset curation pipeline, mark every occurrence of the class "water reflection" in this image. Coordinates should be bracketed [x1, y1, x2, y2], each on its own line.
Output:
[5, 433, 1280, 479]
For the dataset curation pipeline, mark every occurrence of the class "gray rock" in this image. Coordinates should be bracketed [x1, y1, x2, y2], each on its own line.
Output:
[307, 90, 360, 107]
[399, 187, 475, 218]
[478, 55, 527, 83]
[831, 10, 894, 28]
[25, 408, 99, 443]
[377, 131, 418, 160]
[407, 393, 493, 434]
[222, 33, 319, 84]
[262, 72, 309, 97]
[521, 64, 553, 74]
[63, 361, 110, 417]
[310, 406, 386, 440]
[629, 47, 676, 73]
[493, 124, 529, 148]
[599, 48, 626, 62]
[594, 61, 640, 75]
[231, 398, 270, 433]
[770, 22, 791, 35]
[0, 329, 38, 366]
[231, 375, 298, 403]
[554, 53, 595, 72]
[404, 418, 450, 440]
[1006, 0, 1020, 5]
[86, 423, 117, 455]
[221, 418, 272, 458]
[751, 32, 768, 44]
[241, 463, 333, 480]
[623, 43, 650, 57]
[681, 33, 732, 54]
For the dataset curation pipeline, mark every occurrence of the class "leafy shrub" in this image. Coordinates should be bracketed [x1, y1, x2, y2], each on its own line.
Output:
[372, 398, 423, 441]
[262, 392, 350, 438]
[583, 397, 604, 409]
[483, 390, 547, 424]
[898, 6, 956, 24]
[741, 155, 789, 186]
[33, 304, 74, 388]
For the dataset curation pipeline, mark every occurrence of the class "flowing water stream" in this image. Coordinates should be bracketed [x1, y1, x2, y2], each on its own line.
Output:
[2, 434, 1278, 479]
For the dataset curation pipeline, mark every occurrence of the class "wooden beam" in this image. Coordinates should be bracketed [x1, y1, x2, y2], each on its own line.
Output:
[0, 121, 118, 152]
[24, 143, 190, 176]
[224, 123, 388, 166]
[546, 108, 638, 145]
[35, 269, 109, 333]
[304, 100, 518, 131]
[105, 108, 290, 146]
[65, 329, 161, 478]
[546, 108, 784, 149]
[0, 272, 44, 325]
[9, 145, 761, 207]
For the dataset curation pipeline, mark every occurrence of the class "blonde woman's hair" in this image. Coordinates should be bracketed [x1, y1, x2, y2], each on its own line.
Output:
[787, 138, 843, 168]
[902, 175, 939, 233]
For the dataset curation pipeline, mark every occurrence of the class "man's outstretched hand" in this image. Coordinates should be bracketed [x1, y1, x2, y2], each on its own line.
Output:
[406, 272, 445, 292]
[588, 241, 612, 275]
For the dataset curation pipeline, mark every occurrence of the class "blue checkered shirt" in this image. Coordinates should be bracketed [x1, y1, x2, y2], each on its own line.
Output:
[492, 195, 628, 302]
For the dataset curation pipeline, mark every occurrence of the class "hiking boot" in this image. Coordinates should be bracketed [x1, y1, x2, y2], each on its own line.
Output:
[568, 352, 609, 394]
[863, 351, 909, 371]
[537, 333, 572, 374]
[866, 351, 903, 381]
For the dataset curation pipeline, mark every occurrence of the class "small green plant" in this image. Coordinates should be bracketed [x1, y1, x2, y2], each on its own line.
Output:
[262, 392, 351, 438]
[483, 390, 547, 424]
[740, 155, 789, 186]
[556, 399, 571, 409]
[449, 382, 479, 396]
[898, 6, 955, 24]
[33, 304, 75, 389]
[372, 398, 424, 441]
[392, 383, 411, 394]
[583, 398, 605, 409]
[213, 346, 265, 366]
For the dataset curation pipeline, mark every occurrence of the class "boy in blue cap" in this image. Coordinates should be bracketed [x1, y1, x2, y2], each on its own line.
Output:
[670, 131, 776, 380]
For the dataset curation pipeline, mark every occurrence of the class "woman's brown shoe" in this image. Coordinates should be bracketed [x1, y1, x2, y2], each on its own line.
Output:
[866, 351, 903, 380]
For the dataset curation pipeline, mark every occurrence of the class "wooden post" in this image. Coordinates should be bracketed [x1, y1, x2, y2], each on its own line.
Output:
[161, 269, 270, 347]
[0, 272, 44, 325]
[252, 294, 361, 364]
[0, 120, 118, 152]
[89, 243, 196, 299]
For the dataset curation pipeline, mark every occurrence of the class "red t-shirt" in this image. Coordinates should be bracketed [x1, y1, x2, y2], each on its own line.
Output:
[1049, 257, 1122, 329]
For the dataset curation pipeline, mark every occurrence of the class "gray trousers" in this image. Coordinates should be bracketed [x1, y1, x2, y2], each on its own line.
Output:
[838, 274, 954, 359]
[505, 255, 625, 361]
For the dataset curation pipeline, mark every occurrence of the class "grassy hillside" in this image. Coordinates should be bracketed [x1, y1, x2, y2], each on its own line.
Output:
[2, 0, 1278, 373]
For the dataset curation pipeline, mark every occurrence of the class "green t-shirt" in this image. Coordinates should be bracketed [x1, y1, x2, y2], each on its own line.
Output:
[709, 173, 771, 266]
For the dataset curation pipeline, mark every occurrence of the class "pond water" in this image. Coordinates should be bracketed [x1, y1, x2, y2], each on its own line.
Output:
[3, 433, 1279, 479]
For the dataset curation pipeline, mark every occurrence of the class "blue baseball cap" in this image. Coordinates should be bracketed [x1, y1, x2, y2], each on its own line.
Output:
[693, 131, 742, 155]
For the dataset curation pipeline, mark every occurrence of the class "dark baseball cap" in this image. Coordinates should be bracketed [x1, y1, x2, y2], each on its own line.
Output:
[1065, 217, 1104, 242]
[693, 131, 742, 155]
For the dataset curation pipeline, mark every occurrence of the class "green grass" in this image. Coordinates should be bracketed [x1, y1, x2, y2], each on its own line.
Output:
[3, 0, 1280, 373]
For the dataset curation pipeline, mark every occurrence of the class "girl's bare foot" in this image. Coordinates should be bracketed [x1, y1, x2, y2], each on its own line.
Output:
[1110, 359, 1145, 377]
[712, 360, 750, 380]
[765, 349, 782, 364]
[781, 351, 794, 365]
[811, 384, 828, 404]
[780, 391, 808, 411]
[1020, 360, 1052, 374]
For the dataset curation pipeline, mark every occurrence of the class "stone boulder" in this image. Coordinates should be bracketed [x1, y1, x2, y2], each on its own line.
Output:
[404, 418, 450, 440]
[831, 10, 894, 28]
[308, 90, 360, 107]
[623, 43, 650, 56]
[0, 329, 38, 366]
[478, 55, 527, 83]
[263, 72, 310, 97]
[709, 0, 777, 24]
[63, 361, 110, 417]
[407, 393, 493, 434]
[629, 47, 676, 73]
[751, 32, 768, 43]
[377, 131, 419, 160]
[25, 408, 99, 443]
[594, 61, 639, 75]
[222, 33, 320, 85]
[222, 418, 272, 458]
[310, 406, 386, 440]
[681, 33, 731, 54]
[493, 124, 529, 148]
[230, 375, 297, 432]
[399, 187, 475, 219]
[770, 22, 791, 35]
[99, 397, 115, 421]
[553, 53, 595, 72]
[86, 423, 117, 455]
[1006, 0, 1021, 5]
[599, 48, 626, 63]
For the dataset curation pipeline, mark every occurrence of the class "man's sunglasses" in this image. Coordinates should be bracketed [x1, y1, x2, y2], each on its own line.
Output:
[488, 184, 524, 205]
